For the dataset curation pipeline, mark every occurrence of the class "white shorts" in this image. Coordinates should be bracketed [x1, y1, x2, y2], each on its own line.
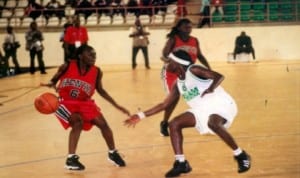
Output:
[186, 93, 238, 135]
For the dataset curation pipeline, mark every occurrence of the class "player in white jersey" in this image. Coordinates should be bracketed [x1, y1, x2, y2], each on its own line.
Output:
[124, 50, 251, 177]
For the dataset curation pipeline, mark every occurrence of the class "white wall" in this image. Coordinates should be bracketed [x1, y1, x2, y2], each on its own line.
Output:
[1, 25, 300, 67]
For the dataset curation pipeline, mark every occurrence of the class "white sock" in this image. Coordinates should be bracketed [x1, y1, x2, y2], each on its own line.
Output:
[67, 154, 75, 158]
[233, 147, 243, 156]
[109, 149, 116, 154]
[175, 154, 185, 162]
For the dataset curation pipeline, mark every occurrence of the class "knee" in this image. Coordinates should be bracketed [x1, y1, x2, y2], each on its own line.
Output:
[69, 114, 83, 129]
[207, 115, 221, 131]
[169, 118, 181, 131]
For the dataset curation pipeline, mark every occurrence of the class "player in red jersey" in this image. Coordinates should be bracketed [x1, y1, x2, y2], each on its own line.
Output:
[160, 18, 211, 136]
[41, 44, 130, 170]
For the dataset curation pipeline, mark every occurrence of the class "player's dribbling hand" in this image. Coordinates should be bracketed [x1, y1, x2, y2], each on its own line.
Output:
[124, 115, 140, 128]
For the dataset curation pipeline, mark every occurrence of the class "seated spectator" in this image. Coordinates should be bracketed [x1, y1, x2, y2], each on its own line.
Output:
[25, 0, 44, 20]
[44, 0, 64, 24]
[65, 0, 80, 8]
[139, 0, 154, 23]
[210, 0, 224, 18]
[233, 31, 256, 60]
[127, 0, 140, 17]
[108, 0, 126, 24]
[152, 0, 167, 15]
[75, 0, 94, 24]
[94, 0, 109, 22]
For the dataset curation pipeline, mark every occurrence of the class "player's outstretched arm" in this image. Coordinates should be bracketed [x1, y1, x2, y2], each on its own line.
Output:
[96, 69, 130, 116]
[124, 83, 179, 127]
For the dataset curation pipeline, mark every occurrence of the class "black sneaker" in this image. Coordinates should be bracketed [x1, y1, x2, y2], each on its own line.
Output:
[65, 155, 85, 170]
[160, 121, 169, 136]
[108, 150, 126, 167]
[234, 150, 251, 173]
[165, 160, 192, 177]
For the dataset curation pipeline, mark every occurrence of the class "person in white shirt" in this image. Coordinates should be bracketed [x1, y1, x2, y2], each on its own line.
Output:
[124, 50, 251, 177]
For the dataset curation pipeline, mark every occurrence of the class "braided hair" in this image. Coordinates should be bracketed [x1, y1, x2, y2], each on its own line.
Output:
[166, 18, 192, 39]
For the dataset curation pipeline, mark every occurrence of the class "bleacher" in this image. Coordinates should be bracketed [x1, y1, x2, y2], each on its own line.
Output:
[0, 0, 299, 31]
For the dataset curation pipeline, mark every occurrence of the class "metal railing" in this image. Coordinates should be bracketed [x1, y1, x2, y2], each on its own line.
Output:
[0, 1, 299, 29]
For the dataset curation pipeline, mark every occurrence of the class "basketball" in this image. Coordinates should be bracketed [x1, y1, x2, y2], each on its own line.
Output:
[34, 92, 59, 114]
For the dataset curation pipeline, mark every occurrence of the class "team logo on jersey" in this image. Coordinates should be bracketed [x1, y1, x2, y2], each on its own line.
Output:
[182, 86, 200, 101]
[60, 78, 92, 96]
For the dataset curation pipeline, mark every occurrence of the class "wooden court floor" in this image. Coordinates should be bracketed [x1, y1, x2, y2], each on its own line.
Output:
[0, 60, 299, 178]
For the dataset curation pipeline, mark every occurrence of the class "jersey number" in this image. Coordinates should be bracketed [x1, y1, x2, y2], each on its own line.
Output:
[69, 89, 80, 98]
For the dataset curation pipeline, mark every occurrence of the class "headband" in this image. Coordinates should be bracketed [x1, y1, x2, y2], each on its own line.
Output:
[168, 53, 191, 66]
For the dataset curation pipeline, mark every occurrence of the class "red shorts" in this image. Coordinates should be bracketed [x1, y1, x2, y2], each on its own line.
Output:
[161, 66, 178, 93]
[55, 99, 102, 131]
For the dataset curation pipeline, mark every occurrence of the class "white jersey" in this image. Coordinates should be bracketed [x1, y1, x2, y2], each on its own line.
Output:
[176, 65, 238, 134]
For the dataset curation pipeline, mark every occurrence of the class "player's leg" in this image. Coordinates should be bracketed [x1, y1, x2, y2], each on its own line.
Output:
[160, 94, 180, 136]
[160, 71, 179, 136]
[207, 114, 251, 173]
[165, 112, 195, 177]
[65, 113, 85, 170]
[92, 115, 126, 167]
[132, 47, 139, 69]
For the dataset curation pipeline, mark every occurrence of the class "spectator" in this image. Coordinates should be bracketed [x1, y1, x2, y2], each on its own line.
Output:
[129, 18, 150, 69]
[2, 26, 21, 74]
[152, 0, 167, 22]
[75, 0, 94, 24]
[139, 0, 154, 23]
[176, 0, 187, 22]
[198, 0, 210, 28]
[25, 0, 44, 20]
[63, 15, 89, 61]
[108, 0, 126, 24]
[25, 21, 46, 74]
[210, 0, 224, 17]
[59, 22, 73, 63]
[94, 0, 109, 23]
[44, 0, 64, 25]
[127, 0, 140, 17]
[233, 31, 256, 60]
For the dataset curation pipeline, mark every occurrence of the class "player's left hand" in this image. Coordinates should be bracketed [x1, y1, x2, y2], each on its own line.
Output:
[124, 115, 140, 128]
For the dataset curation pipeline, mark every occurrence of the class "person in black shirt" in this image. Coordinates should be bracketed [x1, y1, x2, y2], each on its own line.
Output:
[233, 31, 256, 60]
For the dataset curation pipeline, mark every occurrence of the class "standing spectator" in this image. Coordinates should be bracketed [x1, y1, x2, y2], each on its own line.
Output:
[129, 18, 150, 69]
[25, 21, 46, 74]
[159, 18, 210, 136]
[63, 15, 89, 61]
[176, 0, 187, 22]
[210, 0, 224, 17]
[233, 31, 256, 60]
[124, 50, 251, 177]
[44, 0, 64, 25]
[198, 0, 210, 28]
[59, 22, 72, 63]
[2, 26, 21, 74]
[25, 0, 44, 20]
[41, 44, 130, 170]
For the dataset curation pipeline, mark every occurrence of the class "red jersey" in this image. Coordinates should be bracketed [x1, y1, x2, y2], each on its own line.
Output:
[57, 60, 98, 101]
[172, 35, 198, 63]
[64, 26, 89, 45]
[211, 0, 223, 5]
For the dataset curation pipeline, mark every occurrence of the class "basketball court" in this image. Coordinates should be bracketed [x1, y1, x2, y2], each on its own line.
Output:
[0, 60, 299, 178]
